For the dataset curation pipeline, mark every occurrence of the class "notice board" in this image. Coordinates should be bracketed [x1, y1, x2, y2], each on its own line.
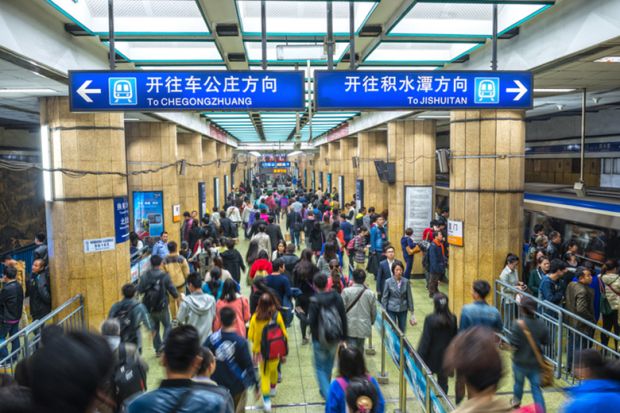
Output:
[404, 186, 433, 242]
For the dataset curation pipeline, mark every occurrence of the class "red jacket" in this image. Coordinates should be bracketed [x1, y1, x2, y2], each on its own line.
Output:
[249, 258, 273, 279]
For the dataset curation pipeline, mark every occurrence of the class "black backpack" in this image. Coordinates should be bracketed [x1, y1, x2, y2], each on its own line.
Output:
[142, 274, 167, 312]
[113, 344, 147, 405]
[113, 302, 139, 344]
[315, 298, 343, 346]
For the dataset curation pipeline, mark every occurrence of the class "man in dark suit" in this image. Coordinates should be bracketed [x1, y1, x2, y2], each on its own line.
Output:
[376, 246, 398, 301]
[265, 215, 284, 252]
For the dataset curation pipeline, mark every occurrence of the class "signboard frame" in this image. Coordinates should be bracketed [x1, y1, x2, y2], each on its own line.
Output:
[404, 185, 434, 242]
[314, 70, 533, 111]
[355, 179, 364, 210]
[198, 182, 207, 218]
[172, 204, 181, 223]
[69, 70, 305, 112]
[338, 175, 344, 206]
[113, 196, 130, 244]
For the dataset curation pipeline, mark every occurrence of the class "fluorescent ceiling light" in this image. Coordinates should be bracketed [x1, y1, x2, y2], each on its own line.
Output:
[277, 44, 325, 61]
[288, 151, 303, 157]
[416, 115, 450, 119]
[365, 42, 479, 63]
[114, 41, 222, 62]
[237, 1, 376, 35]
[245, 41, 348, 62]
[249, 151, 261, 157]
[140, 66, 228, 71]
[594, 56, 620, 63]
[46, 0, 209, 35]
[40, 125, 52, 202]
[360, 66, 440, 71]
[389, 3, 547, 37]
[124, 118, 141, 121]
[533, 88, 576, 93]
[0, 88, 57, 94]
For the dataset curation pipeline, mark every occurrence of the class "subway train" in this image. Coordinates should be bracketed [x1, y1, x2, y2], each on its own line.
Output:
[435, 181, 620, 265]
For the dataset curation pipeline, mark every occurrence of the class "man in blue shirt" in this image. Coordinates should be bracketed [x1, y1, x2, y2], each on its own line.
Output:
[339, 214, 354, 244]
[151, 231, 169, 259]
[539, 259, 568, 312]
[456, 280, 502, 404]
[400, 228, 416, 279]
[127, 325, 233, 413]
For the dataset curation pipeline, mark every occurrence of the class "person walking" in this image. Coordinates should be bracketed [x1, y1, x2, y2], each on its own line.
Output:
[342, 269, 377, 352]
[417, 293, 457, 394]
[427, 231, 447, 298]
[325, 345, 386, 413]
[207, 307, 258, 413]
[287, 207, 303, 250]
[248, 293, 288, 412]
[212, 279, 251, 337]
[381, 262, 415, 333]
[368, 216, 388, 277]
[27, 258, 51, 322]
[508, 296, 549, 411]
[177, 272, 216, 345]
[127, 326, 232, 413]
[108, 283, 154, 353]
[292, 249, 319, 345]
[350, 227, 369, 270]
[400, 228, 417, 279]
[0, 267, 23, 362]
[163, 241, 190, 319]
[376, 246, 397, 302]
[252, 224, 272, 257]
[308, 272, 348, 400]
[566, 267, 595, 372]
[600, 259, 620, 349]
[137, 255, 179, 356]
[221, 239, 246, 285]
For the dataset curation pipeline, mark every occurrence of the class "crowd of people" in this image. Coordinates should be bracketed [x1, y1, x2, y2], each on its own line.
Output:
[1, 177, 619, 413]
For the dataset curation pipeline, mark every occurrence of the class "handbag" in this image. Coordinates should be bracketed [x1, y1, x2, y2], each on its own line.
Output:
[518, 319, 554, 387]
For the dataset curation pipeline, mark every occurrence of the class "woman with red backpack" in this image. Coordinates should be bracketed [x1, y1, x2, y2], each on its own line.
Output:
[247, 293, 288, 412]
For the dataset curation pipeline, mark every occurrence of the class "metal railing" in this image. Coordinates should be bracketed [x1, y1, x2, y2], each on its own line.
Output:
[0, 294, 85, 374]
[130, 246, 151, 283]
[375, 307, 455, 413]
[494, 279, 620, 383]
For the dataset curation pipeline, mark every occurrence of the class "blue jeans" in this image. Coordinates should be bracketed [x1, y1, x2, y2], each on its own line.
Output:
[388, 310, 408, 333]
[150, 309, 171, 353]
[404, 257, 413, 279]
[290, 229, 300, 247]
[512, 362, 545, 411]
[0, 322, 20, 363]
[312, 341, 338, 399]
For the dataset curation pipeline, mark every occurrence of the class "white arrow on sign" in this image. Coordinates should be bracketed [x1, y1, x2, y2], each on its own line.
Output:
[506, 80, 528, 102]
[76, 80, 101, 103]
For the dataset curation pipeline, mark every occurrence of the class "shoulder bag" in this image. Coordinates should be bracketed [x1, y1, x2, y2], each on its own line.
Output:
[345, 286, 367, 313]
[517, 319, 554, 387]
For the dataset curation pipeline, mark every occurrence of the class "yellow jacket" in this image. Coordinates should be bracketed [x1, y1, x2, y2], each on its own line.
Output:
[247, 311, 287, 355]
[163, 253, 190, 288]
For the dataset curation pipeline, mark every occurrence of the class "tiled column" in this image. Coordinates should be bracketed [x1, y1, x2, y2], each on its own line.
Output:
[177, 132, 203, 216]
[40, 96, 129, 328]
[126, 121, 181, 246]
[339, 137, 357, 206]
[387, 120, 436, 250]
[328, 141, 341, 198]
[357, 130, 388, 212]
[318, 144, 328, 191]
[202, 139, 217, 210]
[449, 110, 525, 314]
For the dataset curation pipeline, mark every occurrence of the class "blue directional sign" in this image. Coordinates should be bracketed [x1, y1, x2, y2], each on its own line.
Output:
[260, 161, 291, 168]
[69, 70, 305, 112]
[315, 70, 532, 110]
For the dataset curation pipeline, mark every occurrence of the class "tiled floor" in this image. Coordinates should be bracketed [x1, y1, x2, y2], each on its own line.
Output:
[141, 225, 570, 412]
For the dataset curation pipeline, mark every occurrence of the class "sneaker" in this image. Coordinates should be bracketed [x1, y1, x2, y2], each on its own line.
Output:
[263, 397, 272, 412]
[270, 386, 277, 397]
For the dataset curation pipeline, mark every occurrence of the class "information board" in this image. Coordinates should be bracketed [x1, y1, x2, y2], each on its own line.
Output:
[338, 175, 344, 206]
[69, 70, 305, 112]
[113, 196, 129, 244]
[447, 219, 464, 246]
[83, 237, 115, 253]
[315, 70, 532, 110]
[355, 179, 364, 210]
[261, 161, 291, 168]
[404, 186, 433, 242]
[213, 177, 220, 209]
[132, 191, 164, 238]
[198, 182, 207, 218]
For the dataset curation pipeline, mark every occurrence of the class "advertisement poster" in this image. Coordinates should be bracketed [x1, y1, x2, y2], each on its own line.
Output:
[404, 186, 433, 242]
[327, 173, 332, 193]
[311, 171, 316, 191]
[224, 175, 230, 199]
[319, 172, 323, 191]
[355, 179, 364, 210]
[132, 191, 164, 238]
[338, 175, 344, 205]
[198, 182, 207, 218]
[113, 196, 129, 244]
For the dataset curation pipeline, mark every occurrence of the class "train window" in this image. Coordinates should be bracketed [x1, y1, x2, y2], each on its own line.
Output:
[615, 158, 620, 174]
[603, 159, 614, 174]
[564, 223, 619, 264]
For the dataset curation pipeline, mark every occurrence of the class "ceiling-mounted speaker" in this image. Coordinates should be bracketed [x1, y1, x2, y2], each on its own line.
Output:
[228, 53, 246, 62]
[341, 53, 361, 63]
[64, 24, 93, 36]
[499, 27, 520, 40]
[352, 156, 359, 168]
[216, 23, 239, 37]
[452, 54, 470, 64]
[359, 24, 382, 37]
[178, 160, 187, 176]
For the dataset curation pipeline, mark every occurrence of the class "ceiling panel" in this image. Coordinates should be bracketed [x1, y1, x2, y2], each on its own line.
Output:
[236, 1, 377, 36]
[244, 41, 349, 64]
[365, 42, 481, 64]
[113, 41, 223, 63]
[389, 2, 550, 37]
[46, 0, 210, 35]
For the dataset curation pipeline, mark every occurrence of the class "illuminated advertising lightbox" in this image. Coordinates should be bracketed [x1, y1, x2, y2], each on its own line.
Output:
[132, 191, 164, 238]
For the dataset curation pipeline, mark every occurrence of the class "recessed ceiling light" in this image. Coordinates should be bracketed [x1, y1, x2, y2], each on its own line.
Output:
[0, 88, 57, 94]
[594, 56, 620, 63]
[124, 118, 141, 121]
[533, 88, 575, 93]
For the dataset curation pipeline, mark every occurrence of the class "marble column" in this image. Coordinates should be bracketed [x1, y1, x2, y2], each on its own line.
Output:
[126, 121, 181, 246]
[339, 137, 357, 207]
[177, 132, 203, 216]
[448, 110, 525, 314]
[40, 96, 129, 328]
